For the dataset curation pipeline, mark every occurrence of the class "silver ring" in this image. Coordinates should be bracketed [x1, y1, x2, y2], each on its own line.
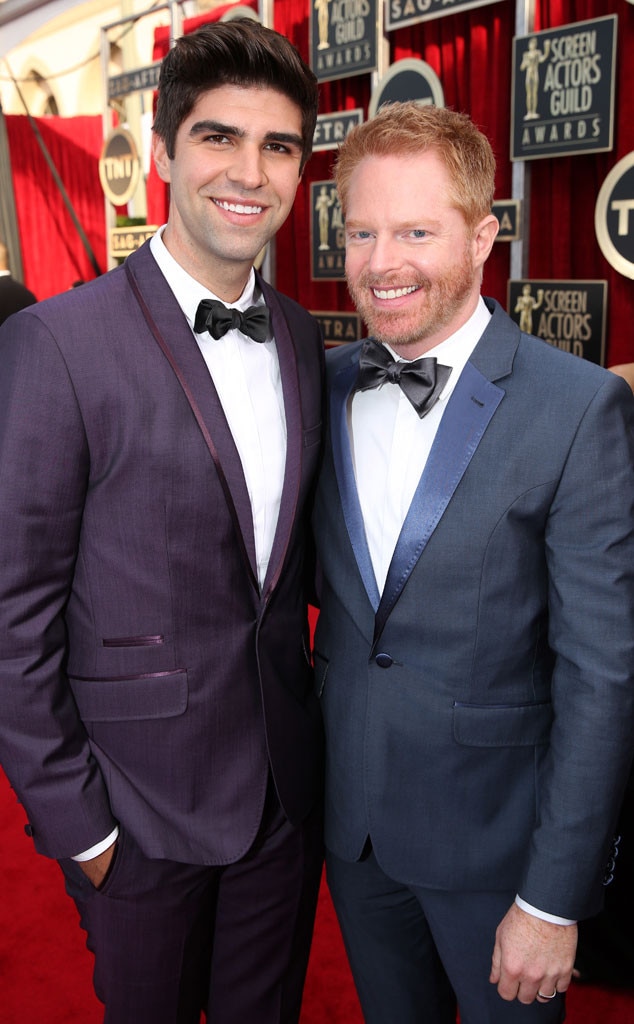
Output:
[537, 989, 558, 1000]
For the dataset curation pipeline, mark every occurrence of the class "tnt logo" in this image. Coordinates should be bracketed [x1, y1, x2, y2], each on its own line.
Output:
[595, 152, 634, 279]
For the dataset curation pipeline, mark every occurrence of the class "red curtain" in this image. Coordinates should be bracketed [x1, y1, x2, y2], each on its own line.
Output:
[6, 114, 106, 301]
[529, 0, 634, 366]
[10, 0, 631, 362]
[274, 0, 633, 365]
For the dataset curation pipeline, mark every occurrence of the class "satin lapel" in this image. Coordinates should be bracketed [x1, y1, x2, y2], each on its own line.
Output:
[257, 277, 303, 601]
[330, 350, 381, 611]
[373, 360, 504, 649]
[124, 244, 259, 588]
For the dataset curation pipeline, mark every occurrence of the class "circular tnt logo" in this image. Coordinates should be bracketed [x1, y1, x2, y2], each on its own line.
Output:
[99, 127, 141, 207]
[369, 59, 444, 118]
[594, 152, 634, 280]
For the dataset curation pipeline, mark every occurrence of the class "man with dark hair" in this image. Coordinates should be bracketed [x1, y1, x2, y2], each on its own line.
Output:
[0, 240, 36, 324]
[313, 101, 634, 1023]
[0, 20, 324, 1024]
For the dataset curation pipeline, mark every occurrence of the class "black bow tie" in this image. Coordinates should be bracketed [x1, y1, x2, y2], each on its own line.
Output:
[194, 298, 270, 343]
[355, 338, 452, 418]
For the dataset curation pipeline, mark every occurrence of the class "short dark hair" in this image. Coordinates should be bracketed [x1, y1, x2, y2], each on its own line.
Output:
[153, 19, 318, 172]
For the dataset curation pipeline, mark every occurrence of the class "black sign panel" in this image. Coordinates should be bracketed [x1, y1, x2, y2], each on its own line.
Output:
[310, 0, 378, 83]
[511, 16, 616, 161]
[311, 180, 346, 281]
[368, 59, 444, 116]
[507, 280, 607, 366]
[595, 152, 634, 280]
[387, 0, 504, 33]
[108, 63, 161, 100]
[313, 311, 362, 345]
[109, 225, 159, 259]
[492, 200, 521, 242]
[313, 109, 364, 152]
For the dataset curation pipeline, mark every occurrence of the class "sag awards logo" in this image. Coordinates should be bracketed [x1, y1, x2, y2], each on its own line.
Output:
[508, 280, 607, 366]
[511, 16, 616, 161]
[311, 181, 345, 280]
[513, 284, 547, 336]
[310, 0, 377, 82]
[314, 0, 370, 49]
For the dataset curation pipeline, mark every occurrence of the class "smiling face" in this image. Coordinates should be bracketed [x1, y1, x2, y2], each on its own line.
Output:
[344, 150, 498, 358]
[152, 83, 304, 300]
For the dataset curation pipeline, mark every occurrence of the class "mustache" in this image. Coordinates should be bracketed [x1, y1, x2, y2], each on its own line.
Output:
[351, 272, 432, 292]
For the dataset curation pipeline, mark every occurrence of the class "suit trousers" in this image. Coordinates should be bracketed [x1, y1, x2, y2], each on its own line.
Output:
[326, 847, 567, 1024]
[60, 784, 323, 1024]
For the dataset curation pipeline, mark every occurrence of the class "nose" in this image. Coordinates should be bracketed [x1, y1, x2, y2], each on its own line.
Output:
[366, 235, 402, 275]
[227, 143, 267, 190]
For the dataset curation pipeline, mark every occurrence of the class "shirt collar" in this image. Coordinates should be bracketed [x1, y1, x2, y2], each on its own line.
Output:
[149, 226, 257, 332]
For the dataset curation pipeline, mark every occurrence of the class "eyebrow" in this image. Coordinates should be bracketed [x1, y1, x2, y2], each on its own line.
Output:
[189, 120, 303, 150]
[345, 218, 440, 232]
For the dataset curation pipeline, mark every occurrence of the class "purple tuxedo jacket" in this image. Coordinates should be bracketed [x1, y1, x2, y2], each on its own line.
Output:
[0, 241, 324, 865]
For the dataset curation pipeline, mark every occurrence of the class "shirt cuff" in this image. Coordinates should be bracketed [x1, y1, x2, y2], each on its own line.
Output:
[72, 826, 119, 862]
[515, 895, 576, 925]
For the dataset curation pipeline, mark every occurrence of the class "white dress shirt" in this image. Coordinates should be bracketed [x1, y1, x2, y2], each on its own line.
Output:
[73, 229, 286, 864]
[350, 298, 491, 594]
[150, 227, 286, 589]
[348, 297, 574, 927]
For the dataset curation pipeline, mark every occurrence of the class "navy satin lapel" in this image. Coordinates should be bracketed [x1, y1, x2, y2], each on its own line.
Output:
[373, 361, 504, 648]
[330, 359, 381, 611]
[258, 280, 302, 599]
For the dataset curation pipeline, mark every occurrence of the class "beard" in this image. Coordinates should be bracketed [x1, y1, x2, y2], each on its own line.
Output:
[347, 246, 476, 351]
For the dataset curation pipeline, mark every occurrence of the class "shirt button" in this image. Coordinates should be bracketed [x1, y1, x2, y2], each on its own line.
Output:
[375, 653, 393, 668]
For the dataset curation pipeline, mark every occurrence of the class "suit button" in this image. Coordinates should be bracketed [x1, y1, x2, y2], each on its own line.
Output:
[375, 653, 393, 668]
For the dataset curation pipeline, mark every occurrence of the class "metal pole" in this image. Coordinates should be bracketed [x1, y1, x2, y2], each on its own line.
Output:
[510, 0, 535, 280]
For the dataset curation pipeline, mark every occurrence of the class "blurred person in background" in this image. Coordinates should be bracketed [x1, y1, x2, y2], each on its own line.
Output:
[0, 239, 36, 324]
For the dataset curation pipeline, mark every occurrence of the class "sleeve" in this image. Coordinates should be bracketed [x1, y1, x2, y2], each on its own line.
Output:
[0, 312, 117, 859]
[519, 373, 634, 920]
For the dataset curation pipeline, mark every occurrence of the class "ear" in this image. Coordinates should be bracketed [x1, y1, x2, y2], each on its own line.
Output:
[152, 133, 171, 184]
[473, 214, 499, 268]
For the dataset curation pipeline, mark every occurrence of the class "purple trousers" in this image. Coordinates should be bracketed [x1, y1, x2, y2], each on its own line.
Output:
[61, 786, 323, 1024]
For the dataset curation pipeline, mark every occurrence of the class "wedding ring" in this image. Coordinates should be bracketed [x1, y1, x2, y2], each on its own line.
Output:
[537, 989, 558, 1000]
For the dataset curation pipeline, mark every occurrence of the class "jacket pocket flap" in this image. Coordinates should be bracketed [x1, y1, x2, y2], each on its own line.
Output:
[453, 701, 552, 747]
[69, 671, 188, 722]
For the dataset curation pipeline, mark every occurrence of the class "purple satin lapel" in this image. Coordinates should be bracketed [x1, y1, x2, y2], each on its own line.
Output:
[256, 275, 303, 600]
[124, 249, 259, 590]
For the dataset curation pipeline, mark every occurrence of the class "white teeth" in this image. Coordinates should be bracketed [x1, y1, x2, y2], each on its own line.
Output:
[373, 285, 418, 299]
[214, 199, 263, 215]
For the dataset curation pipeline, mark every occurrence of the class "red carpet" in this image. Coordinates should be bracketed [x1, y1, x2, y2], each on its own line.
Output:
[1, 768, 633, 1023]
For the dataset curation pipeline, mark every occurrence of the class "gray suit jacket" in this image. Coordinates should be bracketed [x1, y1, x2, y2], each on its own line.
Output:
[313, 298, 634, 920]
[0, 241, 324, 865]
